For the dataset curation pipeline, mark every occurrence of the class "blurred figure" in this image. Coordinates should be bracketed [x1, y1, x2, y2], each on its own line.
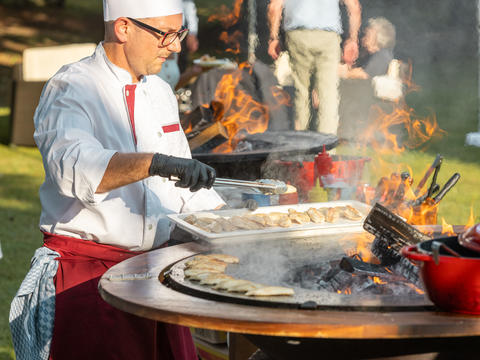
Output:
[157, 53, 203, 90]
[159, 0, 202, 90]
[339, 17, 396, 79]
[178, 0, 199, 72]
[267, 0, 361, 135]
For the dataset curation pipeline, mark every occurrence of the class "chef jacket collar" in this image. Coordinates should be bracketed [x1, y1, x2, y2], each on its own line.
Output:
[98, 42, 148, 86]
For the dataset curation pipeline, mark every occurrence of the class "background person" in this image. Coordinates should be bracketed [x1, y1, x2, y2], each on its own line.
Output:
[178, 0, 199, 72]
[9, 1, 224, 359]
[157, 52, 204, 90]
[267, 0, 361, 135]
[339, 17, 396, 79]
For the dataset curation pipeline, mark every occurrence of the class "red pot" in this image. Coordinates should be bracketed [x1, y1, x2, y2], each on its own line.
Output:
[401, 237, 480, 315]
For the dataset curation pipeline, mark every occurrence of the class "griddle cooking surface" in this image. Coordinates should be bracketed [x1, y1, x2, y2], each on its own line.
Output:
[164, 237, 433, 311]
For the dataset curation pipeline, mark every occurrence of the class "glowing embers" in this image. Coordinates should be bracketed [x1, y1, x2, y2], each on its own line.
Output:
[284, 253, 424, 297]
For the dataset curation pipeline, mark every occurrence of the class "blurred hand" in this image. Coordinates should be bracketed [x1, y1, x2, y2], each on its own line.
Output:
[342, 38, 359, 66]
[268, 39, 281, 60]
[338, 63, 349, 78]
[186, 34, 199, 53]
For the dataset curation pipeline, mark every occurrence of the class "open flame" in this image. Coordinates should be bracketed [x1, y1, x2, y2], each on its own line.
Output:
[354, 64, 469, 228]
[342, 233, 376, 263]
[362, 102, 444, 154]
[372, 276, 387, 285]
[210, 63, 269, 153]
[195, 62, 291, 153]
[208, 0, 244, 56]
[464, 206, 475, 230]
[441, 217, 455, 236]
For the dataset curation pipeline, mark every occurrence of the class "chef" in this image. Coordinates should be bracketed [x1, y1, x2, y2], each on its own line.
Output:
[9, 0, 224, 359]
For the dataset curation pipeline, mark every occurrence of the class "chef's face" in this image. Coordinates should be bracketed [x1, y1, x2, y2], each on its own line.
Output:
[125, 14, 183, 81]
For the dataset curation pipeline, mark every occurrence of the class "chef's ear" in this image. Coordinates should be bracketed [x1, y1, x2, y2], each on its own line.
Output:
[113, 18, 131, 43]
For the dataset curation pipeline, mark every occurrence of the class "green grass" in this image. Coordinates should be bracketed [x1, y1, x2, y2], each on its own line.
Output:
[0, 107, 44, 360]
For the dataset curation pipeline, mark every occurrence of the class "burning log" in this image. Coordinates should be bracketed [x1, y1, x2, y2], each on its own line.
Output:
[188, 121, 229, 151]
[370, 237, 421, 285]
[339, 256, 401, 280]
[363, 203, 432, 285]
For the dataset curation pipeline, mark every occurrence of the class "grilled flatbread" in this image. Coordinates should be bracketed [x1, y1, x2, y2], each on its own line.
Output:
[228, 281, 264, 293]
[215, 217, 239, 232]
[307, 208, 325, 223]
[265, 212, 292, 227]
[326, 207, 340, 223]
[185, 258, 227, 269]
[199, 273, 234, 285]
[205, 254, 239, 264]
[245, 286, 295, 297]
[288, 210, 311, 224]
[229, 216, 263, 230]
[195, 218, 223, 233]
[187, 262, 228, 272]
[244, 214, 267, 226]
[213, 279, 252, 291]
[342, 205, 363, 221]
[184, 268, 222, 279]
[183, 215, 197, 225]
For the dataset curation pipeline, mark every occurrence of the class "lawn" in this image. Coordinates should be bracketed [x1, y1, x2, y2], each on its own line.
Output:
[1, 1, 480, 359]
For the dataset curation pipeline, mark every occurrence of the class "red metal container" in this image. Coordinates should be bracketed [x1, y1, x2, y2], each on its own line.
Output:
[402, 237, 480, 315]
[314, 151, 370, 187]
[272, 160, 315, 196]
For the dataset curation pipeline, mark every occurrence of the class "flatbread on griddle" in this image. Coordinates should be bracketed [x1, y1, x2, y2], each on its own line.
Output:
[228, 281, 264, 293]
[185, 257, 227, 268]
[205, 254, 239, 264]
[213, 279, 252, 291]
[199, 273, 234, 285]
[245, 286, 295, 297]
[184, 268, 222, 279]
[187, 262, 228, 272]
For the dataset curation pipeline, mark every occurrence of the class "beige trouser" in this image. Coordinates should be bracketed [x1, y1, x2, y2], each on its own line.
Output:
[286, 30, 341, 134]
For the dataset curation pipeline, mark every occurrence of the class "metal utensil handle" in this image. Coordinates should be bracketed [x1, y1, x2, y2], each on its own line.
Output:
[433, 173, 460, 204]
[414, 154, 443, 196]
[214, 178, 278, 190]
[426, 157, 443, 198]
[169, 176, 282, 192]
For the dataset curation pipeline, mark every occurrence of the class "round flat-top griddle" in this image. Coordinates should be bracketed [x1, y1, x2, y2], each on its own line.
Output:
[98, 242, 480, 340]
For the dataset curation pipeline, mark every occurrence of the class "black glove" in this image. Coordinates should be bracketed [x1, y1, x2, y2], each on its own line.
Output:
[149, 153, 216, 192]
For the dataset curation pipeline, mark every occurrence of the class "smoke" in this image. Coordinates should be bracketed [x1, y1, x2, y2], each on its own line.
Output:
[210, 234, 354, 287]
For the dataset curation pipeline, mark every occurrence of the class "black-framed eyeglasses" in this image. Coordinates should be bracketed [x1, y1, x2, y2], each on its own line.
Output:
[127, 17, 189, 47]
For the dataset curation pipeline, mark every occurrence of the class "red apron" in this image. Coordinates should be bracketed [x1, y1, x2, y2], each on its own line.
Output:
[44, 232, 197, 360]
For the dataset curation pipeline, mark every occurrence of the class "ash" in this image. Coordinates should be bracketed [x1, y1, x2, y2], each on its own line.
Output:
[210, 235, 424, 299]
[284, 260, 423, 297]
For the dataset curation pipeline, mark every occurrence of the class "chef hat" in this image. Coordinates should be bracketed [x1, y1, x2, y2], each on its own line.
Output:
[103, 0, 183, 21]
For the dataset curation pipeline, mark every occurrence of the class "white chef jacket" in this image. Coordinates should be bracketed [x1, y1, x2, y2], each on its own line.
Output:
[33, 43, 225, 251]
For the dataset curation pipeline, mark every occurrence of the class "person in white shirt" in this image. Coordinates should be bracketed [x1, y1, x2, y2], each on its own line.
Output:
[268, 0, 361, 135]
[10, 1, 223, 359]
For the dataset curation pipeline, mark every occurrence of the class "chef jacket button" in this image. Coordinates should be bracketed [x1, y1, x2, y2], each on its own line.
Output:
[148, 224, 153, 230]
[158, 131, 162, 138]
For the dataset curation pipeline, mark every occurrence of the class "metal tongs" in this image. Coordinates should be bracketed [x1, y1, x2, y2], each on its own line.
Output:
[170, 176, 288, 194]
[213, 178, 288, 194]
